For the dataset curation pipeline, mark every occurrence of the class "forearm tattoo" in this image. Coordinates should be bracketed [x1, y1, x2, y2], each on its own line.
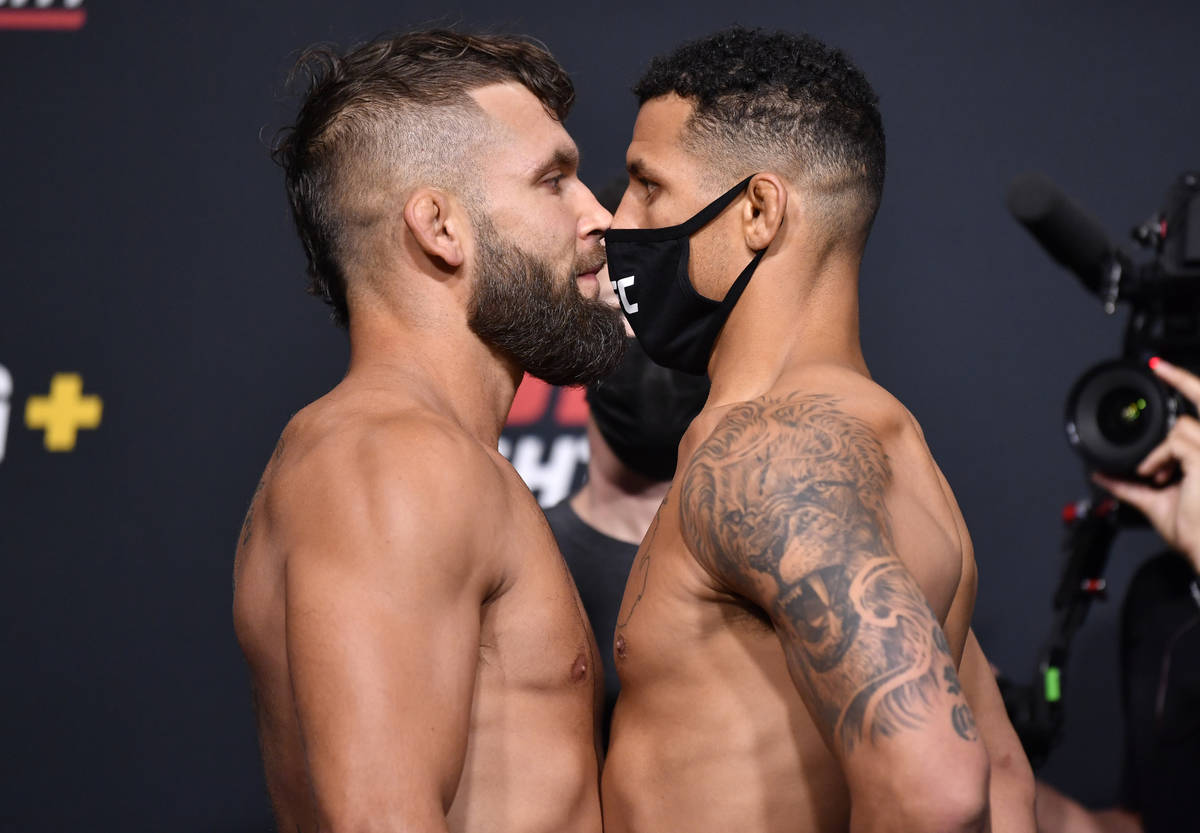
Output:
[680, 394, 975, 753]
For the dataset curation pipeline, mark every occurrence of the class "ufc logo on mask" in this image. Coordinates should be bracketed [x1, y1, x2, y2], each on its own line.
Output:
[615, 276, 639, 315]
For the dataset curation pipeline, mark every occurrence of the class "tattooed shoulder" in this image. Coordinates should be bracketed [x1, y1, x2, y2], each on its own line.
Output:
[680, 393, 893, 586]
[679, 392, 976, 753]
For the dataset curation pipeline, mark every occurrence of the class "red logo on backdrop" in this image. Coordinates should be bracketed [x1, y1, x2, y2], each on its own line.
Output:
[506, 375, 588, 427]
[0, 1, 87, 31]
[502, 375, 590, 508]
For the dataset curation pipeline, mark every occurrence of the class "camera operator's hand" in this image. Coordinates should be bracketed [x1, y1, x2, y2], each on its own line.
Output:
[1093, 357, 1200, 575]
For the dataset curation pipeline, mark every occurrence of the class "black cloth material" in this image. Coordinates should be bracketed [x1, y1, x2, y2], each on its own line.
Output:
[544, 499, 638, 751]
[1118, 551, 1200, 833]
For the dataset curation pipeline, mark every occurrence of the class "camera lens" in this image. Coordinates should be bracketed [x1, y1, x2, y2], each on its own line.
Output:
[1065, 360, 1174, 476]
[1096, 387, 1153, 445]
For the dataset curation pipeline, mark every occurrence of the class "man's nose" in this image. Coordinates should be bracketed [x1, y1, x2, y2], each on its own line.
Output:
[610, 185, 638, 230]
[578, 184, 612, 240]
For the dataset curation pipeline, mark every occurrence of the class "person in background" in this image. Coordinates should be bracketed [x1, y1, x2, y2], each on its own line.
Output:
[1036, 356, 1200, 833]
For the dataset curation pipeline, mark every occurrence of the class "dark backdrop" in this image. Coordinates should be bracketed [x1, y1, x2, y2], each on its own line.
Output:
[1, 0, 1197, 829]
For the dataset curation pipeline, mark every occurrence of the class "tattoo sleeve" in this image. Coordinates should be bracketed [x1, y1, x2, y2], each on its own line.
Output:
[680, 394, 975, 754]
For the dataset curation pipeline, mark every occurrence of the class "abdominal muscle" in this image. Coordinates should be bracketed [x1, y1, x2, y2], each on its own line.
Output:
[254, 660, 601, 833]
[602, 613, 851, 833]
[253, 637, 602, 833]
[448, 661, 602, 833]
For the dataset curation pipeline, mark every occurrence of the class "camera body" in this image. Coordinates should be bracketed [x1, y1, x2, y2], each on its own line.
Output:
[1012, 171, 1200, 475]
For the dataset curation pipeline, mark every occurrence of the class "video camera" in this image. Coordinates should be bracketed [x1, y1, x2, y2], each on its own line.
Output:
[1008, 171, 1200, 476]
[997, 171, 1200, 766]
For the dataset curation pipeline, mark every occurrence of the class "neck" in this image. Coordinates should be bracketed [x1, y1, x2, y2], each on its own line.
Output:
[570, 420, 668, 545]
[706, 251, 869, 405]
[345, 299, 523, 447]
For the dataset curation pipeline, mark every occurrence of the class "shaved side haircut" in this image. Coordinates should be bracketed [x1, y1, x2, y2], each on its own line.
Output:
[272, 30, 574, 326]
[635, 26, 886, 252]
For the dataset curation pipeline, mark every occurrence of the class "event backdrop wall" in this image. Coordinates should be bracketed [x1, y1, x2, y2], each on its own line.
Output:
[1, 0, 1196, 829]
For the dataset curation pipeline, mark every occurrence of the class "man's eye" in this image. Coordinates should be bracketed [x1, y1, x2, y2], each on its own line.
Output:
[545, 175, 565, 192]
[639, 178, 658, 197]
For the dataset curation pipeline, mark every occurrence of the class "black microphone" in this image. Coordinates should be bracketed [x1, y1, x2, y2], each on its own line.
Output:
[1006, 173, 1116, 295]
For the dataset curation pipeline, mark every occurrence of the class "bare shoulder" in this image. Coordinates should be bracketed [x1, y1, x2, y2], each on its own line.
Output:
[682, 366, 915, 466]
[678, 367, 931, 590]
[262, 397, 510, 574]
[773, 365, 920, 447]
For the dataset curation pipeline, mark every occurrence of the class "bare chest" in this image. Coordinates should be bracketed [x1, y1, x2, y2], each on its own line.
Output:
[611, 487, 972, 692]
[611, 492, 762, 686]
[479, 512, 602, 697]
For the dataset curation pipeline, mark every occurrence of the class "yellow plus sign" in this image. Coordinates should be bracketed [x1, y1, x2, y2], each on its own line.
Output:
[25, 373, 103, 452]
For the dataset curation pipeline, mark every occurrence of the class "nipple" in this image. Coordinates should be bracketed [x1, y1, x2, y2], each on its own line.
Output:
[571, 653, 589, 683]
[615, 634, 627, 660]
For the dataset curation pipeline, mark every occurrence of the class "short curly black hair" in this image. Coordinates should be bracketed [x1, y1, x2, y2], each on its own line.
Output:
[272, 29, 574, 328]
[635, 26, 885, 248]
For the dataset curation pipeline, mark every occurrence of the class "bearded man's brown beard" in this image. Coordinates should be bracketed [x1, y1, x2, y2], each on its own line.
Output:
[467, 215, 627, 387]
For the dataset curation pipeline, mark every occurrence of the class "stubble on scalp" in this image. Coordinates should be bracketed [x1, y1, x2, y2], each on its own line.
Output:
[331, 103, 490, 270]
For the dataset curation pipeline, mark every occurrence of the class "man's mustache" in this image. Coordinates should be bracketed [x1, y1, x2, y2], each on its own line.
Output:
[576, 247, 607, 276]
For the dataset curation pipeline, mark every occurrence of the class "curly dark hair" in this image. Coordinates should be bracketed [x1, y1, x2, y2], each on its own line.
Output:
[272, 29, 574, 328]
[635, 26, 885, 248]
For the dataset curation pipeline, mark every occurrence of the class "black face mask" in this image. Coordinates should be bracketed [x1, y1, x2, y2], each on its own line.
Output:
[604, 176, 766, 375]
[586, 337, 711, 482]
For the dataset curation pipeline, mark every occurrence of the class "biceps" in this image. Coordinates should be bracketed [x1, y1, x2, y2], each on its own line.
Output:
[678, 397, 980, 759]
[768, 555, 977, 757]
[285, 551, 481, 818]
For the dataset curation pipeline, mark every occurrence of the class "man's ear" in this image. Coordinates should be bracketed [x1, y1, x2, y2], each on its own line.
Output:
[403, 188, 467, 268]
[742, 173, 788, 251]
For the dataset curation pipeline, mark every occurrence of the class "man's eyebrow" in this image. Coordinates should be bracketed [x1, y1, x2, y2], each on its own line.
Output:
[531, 145, 580, 180]
[626, 158, 657, 181]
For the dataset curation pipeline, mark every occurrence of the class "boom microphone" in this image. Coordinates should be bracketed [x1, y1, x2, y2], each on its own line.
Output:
[1006, 173, 1117, 295]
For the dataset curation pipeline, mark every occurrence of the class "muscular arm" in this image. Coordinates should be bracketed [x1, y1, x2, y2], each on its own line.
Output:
[680, 394, 989, 832]
[959, 632, 1036, 833]
[280, 426, 497, 832]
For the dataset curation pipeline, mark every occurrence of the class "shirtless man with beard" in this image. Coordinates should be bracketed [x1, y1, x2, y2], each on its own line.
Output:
[601, 27, 1035, 833]
[232, 30, 625, 833]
